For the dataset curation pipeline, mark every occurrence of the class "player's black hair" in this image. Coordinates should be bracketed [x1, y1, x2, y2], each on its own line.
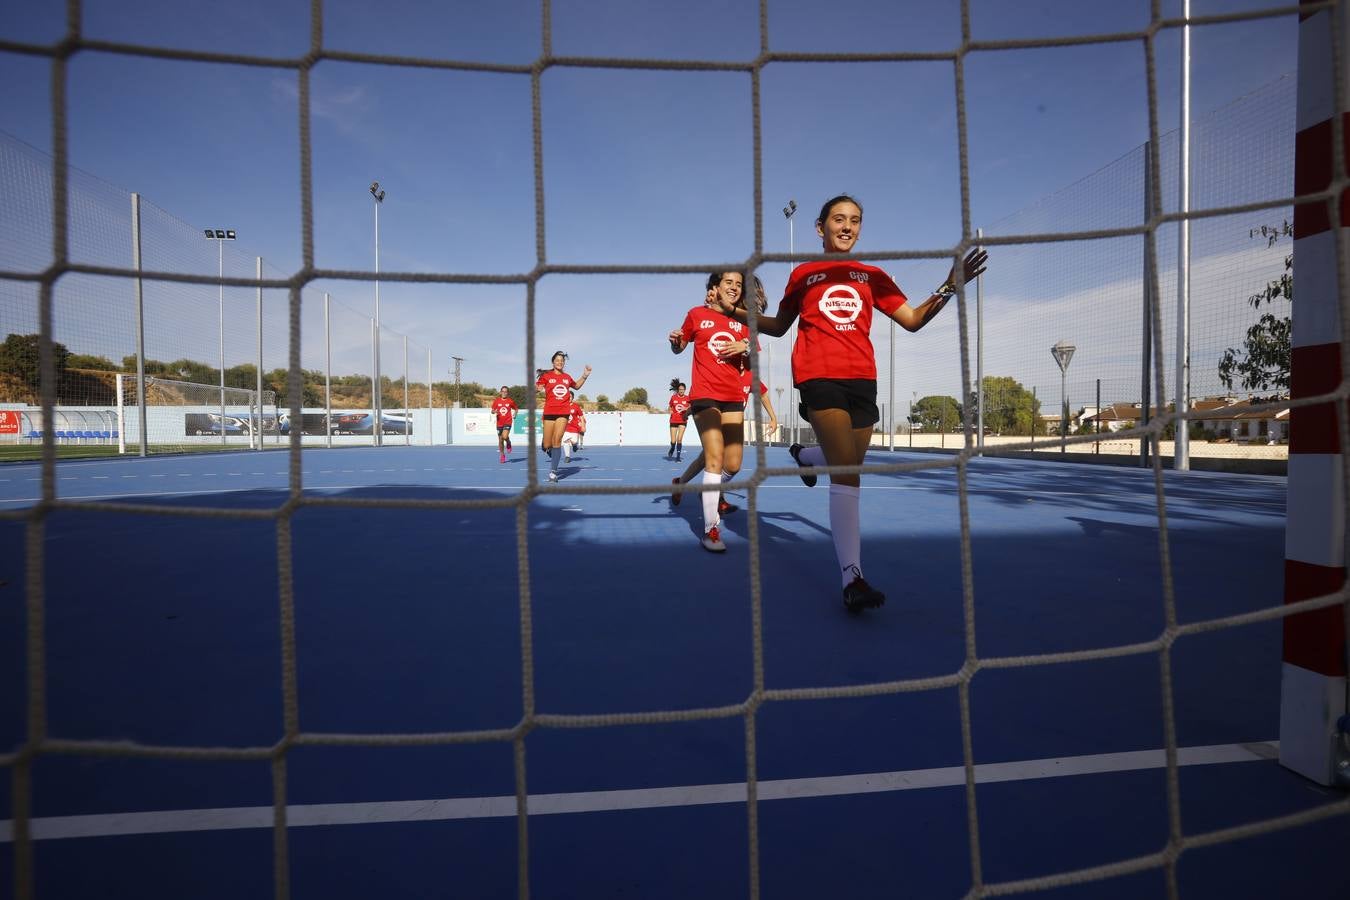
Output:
[817, 193, 863, 226]
[550, 350, 568, 363]
[669, 377, 686, 392]
[706, 271, 746, 292]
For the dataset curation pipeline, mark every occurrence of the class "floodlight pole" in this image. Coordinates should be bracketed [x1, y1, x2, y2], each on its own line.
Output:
[255, 256, 263, 451]
[131, 194, 147, 457]
[371, 181, 386, 445]
[1052, 340, 1076, 454]
[204, 227, 236, 446]
[976, 227, 984, 455]
[1175, 0, 1193, 471]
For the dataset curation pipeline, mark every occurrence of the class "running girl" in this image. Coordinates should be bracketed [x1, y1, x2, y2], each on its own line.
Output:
[490, 386, 518, 463]
[716, 194, 986, 611]
[667, 379, 691, 460]
[536, 351, 592, 482]
[561, 392, 586, 463]
[668, 272, 752, 552]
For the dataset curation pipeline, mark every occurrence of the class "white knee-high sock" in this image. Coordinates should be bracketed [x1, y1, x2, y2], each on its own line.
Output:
[702, 470, 721, 531]
[829, 483, 862, 586]
[563, 442, 572, 461]
[799, 445, 826, 467]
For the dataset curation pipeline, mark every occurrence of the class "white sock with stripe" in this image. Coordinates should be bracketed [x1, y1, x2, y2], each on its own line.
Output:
[829, 483, 861, 587]
[799, 445, 826, 467]
[702, 470, 721, 531]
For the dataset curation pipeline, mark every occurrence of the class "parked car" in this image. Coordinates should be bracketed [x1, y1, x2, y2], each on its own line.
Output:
[185, 413, 249, 436]
[332, 412, 412, 435]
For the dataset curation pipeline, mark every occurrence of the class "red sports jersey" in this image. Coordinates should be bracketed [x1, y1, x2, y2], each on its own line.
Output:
[491, 397, 518, 427]
[565, 402, 585, 434]
[668, 393, 692, 423]
[784, 260, 908, 383]
[536, 371, 577, 415]
[680, 306, 749, 402]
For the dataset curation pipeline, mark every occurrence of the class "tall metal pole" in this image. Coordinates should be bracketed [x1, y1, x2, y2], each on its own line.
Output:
[371, 182, 386, 446]
[1174, 0, 1193, 471]
[976, 227, 984, 455]
[889, 318, 895, 451]
[1052, 341, 1075, 455]
[255, 256, 263, 451]
[370, 318, 378, 447]
[426, 347, 433, 447]
[131, 194, 148, 457]
[452, 356, 464, 407]
[403, 335, 410, 447]
[218, 237, 226, 446]
[324, 292, 332, 450]
[1141, 142, 1154, 467]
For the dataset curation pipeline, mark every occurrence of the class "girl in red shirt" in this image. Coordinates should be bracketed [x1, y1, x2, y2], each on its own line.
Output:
[717, 194, 986, 611]
[667, 379, 691, 460]
[535, 350, 591, 482]
[668, 272, 754, 552]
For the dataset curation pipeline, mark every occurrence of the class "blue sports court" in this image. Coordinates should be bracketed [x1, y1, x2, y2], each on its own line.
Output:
[1, 445, 1344, 898]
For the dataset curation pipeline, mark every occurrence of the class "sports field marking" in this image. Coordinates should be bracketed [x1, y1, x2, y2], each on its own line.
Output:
[0, 742, 1276, 843]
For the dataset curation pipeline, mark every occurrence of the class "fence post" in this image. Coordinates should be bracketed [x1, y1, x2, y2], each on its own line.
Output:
[131, 193, 148, 457]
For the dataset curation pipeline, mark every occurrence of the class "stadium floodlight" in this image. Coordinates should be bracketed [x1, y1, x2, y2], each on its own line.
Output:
[370, 182, 386, 443]
[1051, 340, 1076, 453]
[204, 227, 236, 445]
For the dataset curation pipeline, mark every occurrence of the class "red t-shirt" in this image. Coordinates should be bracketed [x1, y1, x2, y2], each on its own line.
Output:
[668, 393, 692, 423]
[680, 306, 749, 403]
[741, 372, 769, 399]
[565, 402, 585, 434]
[536, 371, 577, 415]
[785, 260, 908, 384]
[491, 397, 518, 427]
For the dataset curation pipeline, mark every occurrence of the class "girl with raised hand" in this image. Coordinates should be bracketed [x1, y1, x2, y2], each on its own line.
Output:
[535, 350, 591, 482]
[716, 194, 986, 612]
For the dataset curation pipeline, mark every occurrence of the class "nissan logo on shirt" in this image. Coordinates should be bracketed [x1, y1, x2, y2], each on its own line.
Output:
[818, 285, 863, 325]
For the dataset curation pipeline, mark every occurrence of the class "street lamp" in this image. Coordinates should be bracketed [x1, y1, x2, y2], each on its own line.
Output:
[1051, 340, 1076, 454]
[202, 227, 235, 445]
[370, 182, 385, 444]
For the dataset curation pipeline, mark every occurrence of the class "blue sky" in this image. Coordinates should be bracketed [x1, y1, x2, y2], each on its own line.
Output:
[0, 1, 1298, 408]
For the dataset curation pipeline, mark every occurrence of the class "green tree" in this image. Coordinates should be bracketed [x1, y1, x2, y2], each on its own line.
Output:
[966, 375, 1040, 435]
[68, 353, 118, 371]
[620, 387, 648, 406]
[914, 395, 962, 432]
[0, 333, 70, 391]
[595, 393, 616, 411]
[1219, 221, 1292, 392]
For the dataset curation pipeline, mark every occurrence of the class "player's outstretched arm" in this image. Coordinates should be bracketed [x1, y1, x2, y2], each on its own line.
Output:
[717, 293, 798, 337]
[575, 365, 592, 388]
[889, 247, 988, 332]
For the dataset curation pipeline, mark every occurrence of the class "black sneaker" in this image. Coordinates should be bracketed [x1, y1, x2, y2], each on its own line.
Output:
[842, 567, 885, 613]
[717, 495, 738, 516]
[789, 443, 817, 487]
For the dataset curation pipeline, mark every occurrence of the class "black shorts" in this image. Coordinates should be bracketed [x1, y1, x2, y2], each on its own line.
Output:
[796, 378, 879, 429]
[543, 413, 569, 422]
[689, 399, 745, 415]
[669, 419, 687, 427]
[497, 424, 512, 435]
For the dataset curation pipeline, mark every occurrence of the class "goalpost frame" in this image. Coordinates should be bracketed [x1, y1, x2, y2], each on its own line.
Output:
[1283, 0, 1349, 787]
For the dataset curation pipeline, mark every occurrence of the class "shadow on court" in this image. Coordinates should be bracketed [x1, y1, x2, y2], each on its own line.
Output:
[2, 453, 1344, 900]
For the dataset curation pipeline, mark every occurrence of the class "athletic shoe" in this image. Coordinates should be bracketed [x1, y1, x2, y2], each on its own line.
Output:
[500, 453, 506, 463]
[701, 526, 726, 553]
[842, 567, 885, 613]
[547, 471, 558, 482]
[675, 453, 682, 462]
[717, 495, 738, 516]
[671, 477, 682, 506]
[789, 443, 817, 487]
[506, 439, 513, 450]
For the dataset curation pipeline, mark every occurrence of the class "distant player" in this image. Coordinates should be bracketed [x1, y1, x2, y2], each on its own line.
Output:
[561, 393, 586, 462]
[536, 350, 591, 482]
[490, 386, 518, 463]
[667, 378, 691, 460]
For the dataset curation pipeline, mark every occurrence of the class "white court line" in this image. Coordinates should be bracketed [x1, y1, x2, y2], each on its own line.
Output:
[0, 741, 1276, 842]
